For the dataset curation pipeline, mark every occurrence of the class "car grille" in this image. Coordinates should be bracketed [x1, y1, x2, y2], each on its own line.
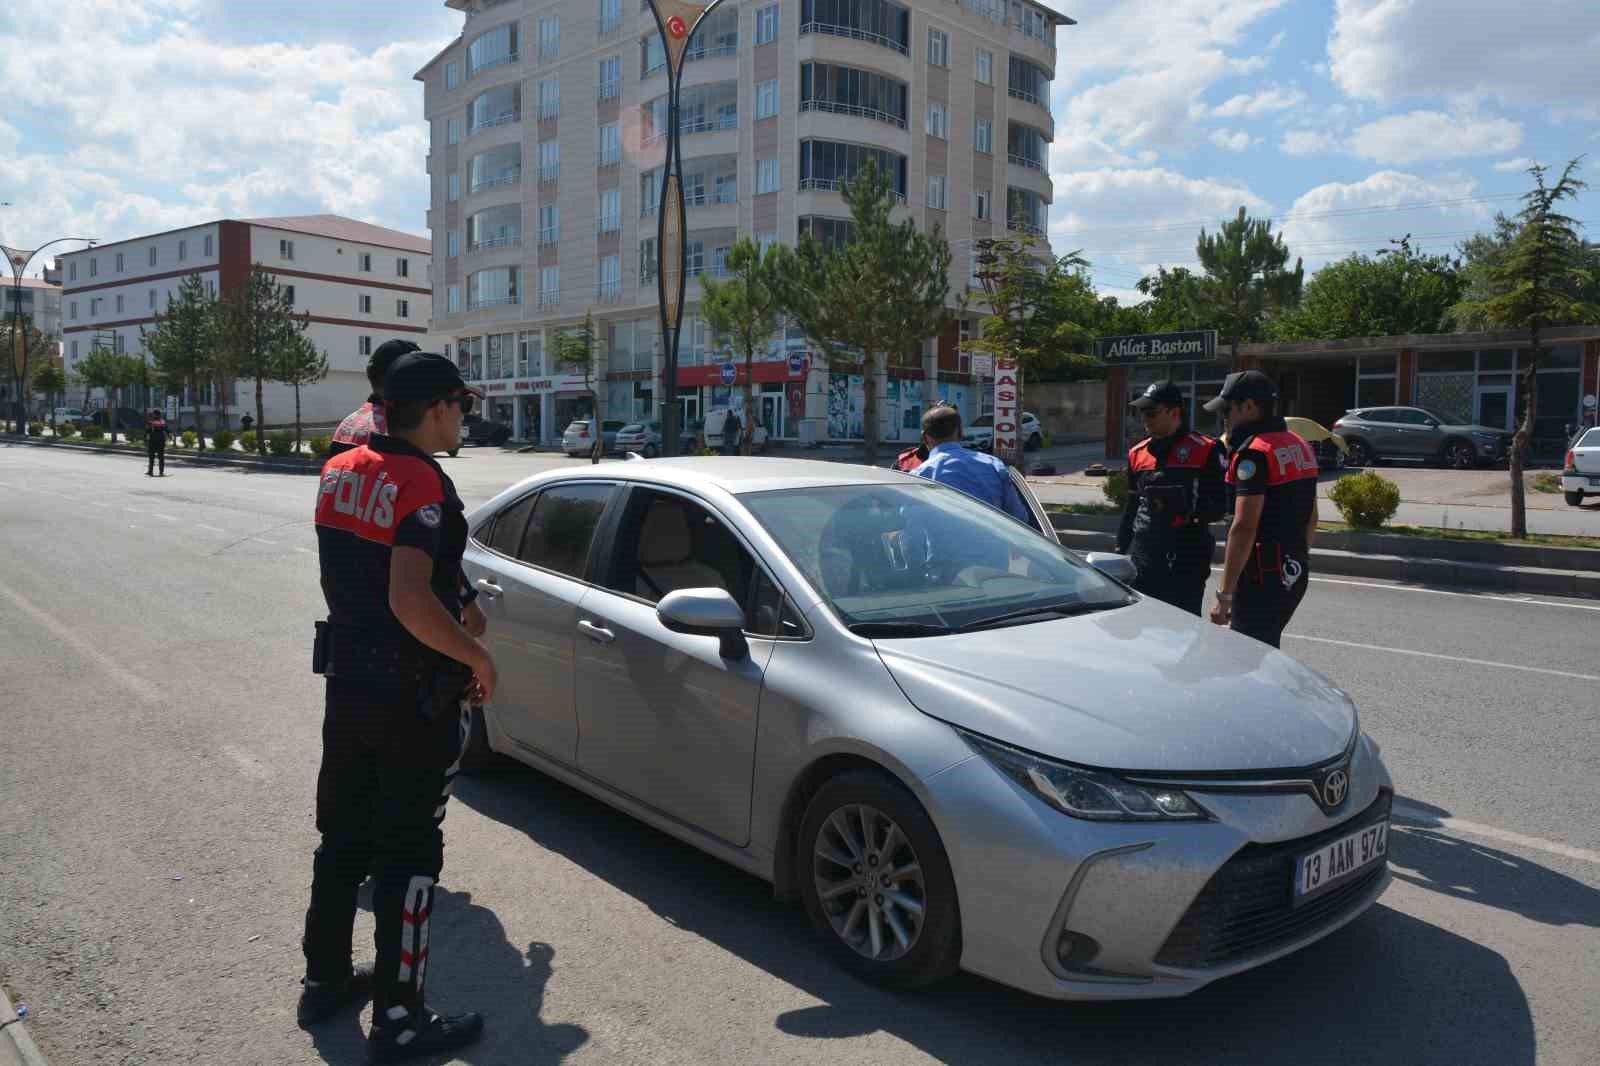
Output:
[1154, 789, 1391, 969]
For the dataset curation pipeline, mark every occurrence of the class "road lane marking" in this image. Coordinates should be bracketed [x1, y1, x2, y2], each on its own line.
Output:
[196, 524, 226, 534]
[150, 513, 178, 522]
[1210, 567, 1600, 613]
[1284, 634, 1600, 683]
[0, 583, 162, 704]
[295, 547, 314, 554]
[1393, 800, 1600, 866]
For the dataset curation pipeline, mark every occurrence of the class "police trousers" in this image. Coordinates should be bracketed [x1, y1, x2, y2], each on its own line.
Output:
[1231, 570, 1310, 648]
[302, 678, 466, 1020]
[1130, 529, 1213, 617]
[147, 434, 166, 475]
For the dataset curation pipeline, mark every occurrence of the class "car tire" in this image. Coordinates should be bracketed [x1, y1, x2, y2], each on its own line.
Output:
[1345, 438, 1374, 467]
[456, 702, 499, 774]
[1026, 433, 1042, 451]
[448, 447, 460, 458]
[1566, 491, 1585, 507]
[1444, 441, 1475, 470]
[797, 770, 961, 990]
[642, 444, 658, 458]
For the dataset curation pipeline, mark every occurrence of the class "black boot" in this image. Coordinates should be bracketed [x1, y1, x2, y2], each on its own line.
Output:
[296, 962, 374, 1028]
[368, 1007, 484, 1063]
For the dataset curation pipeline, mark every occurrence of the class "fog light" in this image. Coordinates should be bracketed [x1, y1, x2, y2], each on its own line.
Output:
[1056, 930, 1102, 969]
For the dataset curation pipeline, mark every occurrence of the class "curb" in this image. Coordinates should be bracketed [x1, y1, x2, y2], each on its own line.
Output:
[0, 985, 49, 1066]
[3, 435, 321, 475]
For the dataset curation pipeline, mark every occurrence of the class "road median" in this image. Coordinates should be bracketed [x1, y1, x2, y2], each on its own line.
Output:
[4, 434, 320, 475]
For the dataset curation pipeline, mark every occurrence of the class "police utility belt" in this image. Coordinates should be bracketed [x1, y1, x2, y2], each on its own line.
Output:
[312, 621, 471, 720]
[1140, 479, 1204, 526]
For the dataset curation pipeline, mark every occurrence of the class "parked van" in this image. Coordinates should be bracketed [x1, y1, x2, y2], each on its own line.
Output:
[703, 407, 768, 451]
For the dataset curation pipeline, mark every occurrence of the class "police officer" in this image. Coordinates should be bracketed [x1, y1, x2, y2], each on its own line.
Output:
[1204, 370, 1320, 647]
[300, 352, 496, 1061]
[1115, 381, 1227, 615]
[329, 339, 421, 457]
[145, 408, 169, 477]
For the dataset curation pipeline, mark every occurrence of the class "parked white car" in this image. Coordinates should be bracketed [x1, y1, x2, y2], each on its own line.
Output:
[1562, 426, 1600, 506]
[703, 407, 768, 451]
[52, 406, 90, 427]
[963, 412, 1044, 452]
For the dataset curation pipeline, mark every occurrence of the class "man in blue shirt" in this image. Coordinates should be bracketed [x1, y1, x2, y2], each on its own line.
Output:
[911, 404, 1037, 526]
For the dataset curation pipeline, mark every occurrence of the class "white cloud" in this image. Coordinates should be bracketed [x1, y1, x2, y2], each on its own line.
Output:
[1211, 87, 1306, 119]
[1346, 111, 1523, 165]
[1267, 30, 1287, 50]
[1281, 130, 1340, 156]
[1210, 129, 1255, 152]
[1329, 0, 1600, 118]
[1278, 171, 1489, 270]
[1492, 157, 1536, 173]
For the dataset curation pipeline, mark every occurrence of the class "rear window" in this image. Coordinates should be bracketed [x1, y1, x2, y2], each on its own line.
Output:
[1579, 428, 1600, 448]
[620, 423, 644, 433]
[566, 420, 591, 431]
[517, 484, 616, 579]
[603, 421, 626, 431]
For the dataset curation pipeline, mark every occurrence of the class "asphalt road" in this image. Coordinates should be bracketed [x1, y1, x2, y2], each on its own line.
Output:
[2, 441, 1596, 1066]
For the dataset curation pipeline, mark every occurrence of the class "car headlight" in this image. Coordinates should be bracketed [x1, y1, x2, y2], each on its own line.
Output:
[959, 730, 1208, 821]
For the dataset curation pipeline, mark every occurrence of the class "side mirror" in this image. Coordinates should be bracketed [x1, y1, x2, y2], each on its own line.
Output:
[657, 588, 749, 660]
[1084, 552, 1138, 584]
[1425, 419, 1440, 428]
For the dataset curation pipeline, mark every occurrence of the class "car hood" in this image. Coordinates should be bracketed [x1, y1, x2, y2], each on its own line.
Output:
[873, 599, 1355, 772]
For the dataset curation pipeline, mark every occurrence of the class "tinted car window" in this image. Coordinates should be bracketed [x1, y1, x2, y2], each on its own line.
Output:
[1393, 409, 1433, 426]
[518, 484, 615, 579]
[1578, 428, 1600, 448]
[485, 493, 537, 556]
[1362, 408, 1399, 422]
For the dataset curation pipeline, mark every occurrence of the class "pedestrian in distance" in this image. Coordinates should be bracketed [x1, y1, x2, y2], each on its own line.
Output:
[301, 351, 495, 1061]
[1115, 381, 1227, 615]
[722, 407, 742, 456]
[239, 412, 254, 433]
[330, 339, 422, 458]
[145, 409, 169, 477]
[1205, 371, 1319, 647]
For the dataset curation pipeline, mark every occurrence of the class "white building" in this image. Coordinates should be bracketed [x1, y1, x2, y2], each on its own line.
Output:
[417, 0, 1069, 443]
[57, 215, 431, 428]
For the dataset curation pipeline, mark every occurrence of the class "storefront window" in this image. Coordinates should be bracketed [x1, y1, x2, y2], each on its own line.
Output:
[1357, 378, 1395, 407]
[1479, 349, 1514, 372]
[1419, 351, 1475, 373]
[1542, 343, 1583, 370]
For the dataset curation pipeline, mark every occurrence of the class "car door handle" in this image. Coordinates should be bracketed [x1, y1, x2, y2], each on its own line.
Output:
[578, 620, 616, 645]
[475, 579, 504, 599]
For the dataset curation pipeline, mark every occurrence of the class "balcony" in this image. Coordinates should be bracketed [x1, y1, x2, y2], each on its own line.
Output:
[799, 21, 909, 57]
[468, 51, 518, 79]
[597, 79, 620, 102]
[537, 100, 560, 120]
[594, 281, 623, 304]
[1006, 219, 1045, 237]
[469, 234, 522, 251]
[469, 168, 521, 194]
[539, 290, 561, 308]
[538, 226, 560, 246]
[800, 177, 906, 204]
[469, 110, 519, 135]
[596, 215, 623, 235]
[538, 164, 560, 183]
[1007, 153, 1046, 173]
[468, 294, 521, 309]
[798, 98, 906, 129]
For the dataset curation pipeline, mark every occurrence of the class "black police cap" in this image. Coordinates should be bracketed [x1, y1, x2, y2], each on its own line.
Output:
[1130, 380, 1185, 410]
[368, 338, 420, 380]
[1203, 370, 1278, 412]
[383, 352, 472, 405]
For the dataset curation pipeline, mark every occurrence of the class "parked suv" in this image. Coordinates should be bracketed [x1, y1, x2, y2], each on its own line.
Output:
[562, 419, 625, 457]
[1331, 406, 1511, 469]
[1561, 426, 1600, 506]
[963, 412, 1044, 452]
[459, 414, 513, 447]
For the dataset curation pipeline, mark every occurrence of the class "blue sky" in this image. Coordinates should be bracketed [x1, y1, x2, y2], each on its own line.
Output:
[3, 0, 1596, 300]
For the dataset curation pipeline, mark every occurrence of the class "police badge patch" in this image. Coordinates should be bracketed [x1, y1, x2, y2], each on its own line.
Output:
[416, 503, 443, 528]
[1176, 446, 1190, 462]
[1235, 458, 1258, 480]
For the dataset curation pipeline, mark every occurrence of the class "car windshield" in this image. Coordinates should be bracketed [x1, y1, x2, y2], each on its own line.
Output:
[1580, 428, 1600, 448]
[620, 423, 644, 433]
[968, 415, 993, 429]
[742, 483, 1131, 634]
[566, 421, 590, 431]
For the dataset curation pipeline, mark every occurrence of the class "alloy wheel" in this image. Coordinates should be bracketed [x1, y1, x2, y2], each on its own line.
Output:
[1450, 442, 1474, 469]
[813, 804, 927, 962]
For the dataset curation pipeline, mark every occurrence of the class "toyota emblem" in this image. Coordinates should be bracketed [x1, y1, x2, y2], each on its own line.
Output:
[1322, 769, 1349, 809]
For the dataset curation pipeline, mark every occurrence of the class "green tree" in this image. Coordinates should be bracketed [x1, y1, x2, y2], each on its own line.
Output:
[33, 364, 67, 430]
[220, 265, 307, 453]
[1195, 207, 1304, 366]
[968, 235, 1091, 465]
[1132, 266, 1213, 333]
[1270, 238, 1463, 341]
[553, 313, 605, 463]
[1453, 158, 1597, 538]
[700, 238, 783, 456]
[272, 332, 330, 453]
[142, 274, 219, 452]
[2, 316, 52, 432]
[772, 157, 952, 462]
[75, 347, 145, 441]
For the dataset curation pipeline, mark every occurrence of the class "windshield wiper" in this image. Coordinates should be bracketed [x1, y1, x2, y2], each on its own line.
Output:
[847, 621, 953, 638]
[957, 600, 1125, 633]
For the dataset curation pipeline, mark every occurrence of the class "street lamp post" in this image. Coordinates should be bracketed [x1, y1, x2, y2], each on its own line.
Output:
[643, 0, 729, 457]
[4, 237, 96, 433]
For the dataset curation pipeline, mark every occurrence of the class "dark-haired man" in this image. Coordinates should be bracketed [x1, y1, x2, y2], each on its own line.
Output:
[911, 404, 1035, 525]
[329, 338, 421, 457]
[301, 351, 495, 1061]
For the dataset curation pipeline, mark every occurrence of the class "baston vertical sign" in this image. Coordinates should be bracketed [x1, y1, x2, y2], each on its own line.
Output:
[992, 355, 1020, 461]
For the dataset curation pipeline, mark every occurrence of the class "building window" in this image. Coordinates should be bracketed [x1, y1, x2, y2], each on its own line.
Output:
[598, 123, 621, 167]
[599, 0, 622, 36]
[539, 204, 559, 245]
[360, 336, 373, 357]
[640, 168, 661, 216]
[280, 239, 295, 260]
[116, 294, 124, 313]
[537, 78, 560, 120]
[467, 22, 518, 77]
[974, 188, 991, 220]
[448, 285, 460, 313]
[757, 231, 778, 255]
[540, 266, 560, 307]
[639, 237, 657, 282]
[178, 240, 187, 262]
[1007, 121, 1048, 171]
[685, 239, 705, 276]
[359, 252, 373, 272]
[927, 175, 947, 209]
[975, 119, 992, 153]
[359, 294, 373, 314]
[116, 252, 124, 273]
[756, 158, 779, 194]
[976, 47, 993, 85]
[448, 230, 461, 257]
[799, 139, 908, 199]
[445, 61, 459, 90]
[715, 172, 737, 203]
[70, 340, 79, 358]
[641, 33, 666, 77]
[397, 258, 409, 278]
[283, 285, 295, 306]
[800, 61, 908, 128]
[207, 280, 216, 298]
[149, 289, 157, 309]
[927, 101, 948, 139]
[597, 254, 622, 301]
[756, 79, 779, 120]
[69, 261, 77, 281]
[70, 301, 78, 320]
[89, 258, 98, 278]
[468, 83, 521, 132]
[397, 299, 410, 319]
[1008, 54, 1051, 108]
[597, 56, 620, 100]
[448, 173, 461, 201]
[539, 15, 560, 60]
[539, 140, 560, 182]
[598, 190, 621, 233]
[756, 3, 779, 43]
[204, 234, 213, 257]
[928, 28, 949, 67]
[447, 117, 461, 145]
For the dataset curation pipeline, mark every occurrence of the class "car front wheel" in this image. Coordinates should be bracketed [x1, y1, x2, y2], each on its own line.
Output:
[1345, 439, 1374, 467]
[642, 443, 658, 458]
[798, 770, 961, 989]
[1445, 441, 1475, 469]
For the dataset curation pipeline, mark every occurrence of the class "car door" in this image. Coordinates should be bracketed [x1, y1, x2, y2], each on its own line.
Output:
[1391, 408, 1436, 456]
[464, 481, 621, 764]
[1361, 408, 1406, 455]
[573, 486, 777, 847]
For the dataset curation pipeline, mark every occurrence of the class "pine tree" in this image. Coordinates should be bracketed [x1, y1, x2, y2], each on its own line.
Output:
[141, 274, 220, 451]
[1196, 207, 1304, 366]
[700, 238, 782, 456]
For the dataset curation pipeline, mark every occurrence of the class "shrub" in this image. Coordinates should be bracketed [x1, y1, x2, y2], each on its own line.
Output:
[58, 421, 78, 439]
[181, 430, 198, 448]
[309, 435, 332, 460]
[268, 430, 295, 457]
[126, 427, 146, 445]
[211, 429, 236, 451]
[1329, 470, 1401, 529]
[238, 430, 257, 452]
[27, 421, 43, 437]
[1102, 469, 1130, 508]
[80, 423, 105, 441]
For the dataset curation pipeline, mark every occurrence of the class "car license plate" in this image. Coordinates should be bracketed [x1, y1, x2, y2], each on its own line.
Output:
[1294, 821, 1388, 904]
[1589, 477, 1600, 487]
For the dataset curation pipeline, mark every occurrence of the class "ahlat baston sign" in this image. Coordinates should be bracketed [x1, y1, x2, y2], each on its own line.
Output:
[1096, 330, 1217, 365]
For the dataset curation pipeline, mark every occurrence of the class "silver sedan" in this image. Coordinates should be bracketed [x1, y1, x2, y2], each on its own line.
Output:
[459, 458, 1392, 999]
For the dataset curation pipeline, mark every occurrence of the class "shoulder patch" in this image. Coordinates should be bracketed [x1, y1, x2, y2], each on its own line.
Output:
[416, 503, 443, 528]
[1235, 458, 1258, 481]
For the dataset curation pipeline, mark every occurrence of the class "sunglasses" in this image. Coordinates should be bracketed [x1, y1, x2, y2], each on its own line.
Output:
[447, 391, 476, 415]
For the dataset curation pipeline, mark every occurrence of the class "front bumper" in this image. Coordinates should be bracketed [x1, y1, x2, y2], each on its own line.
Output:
[922, 732, 1393, 1000]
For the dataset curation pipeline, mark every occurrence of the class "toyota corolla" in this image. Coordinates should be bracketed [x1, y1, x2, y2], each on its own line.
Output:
[459, 458, 1392, 999]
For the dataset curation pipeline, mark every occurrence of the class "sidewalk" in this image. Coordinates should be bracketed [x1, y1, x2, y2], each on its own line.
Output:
[0, 987, 47, 1066]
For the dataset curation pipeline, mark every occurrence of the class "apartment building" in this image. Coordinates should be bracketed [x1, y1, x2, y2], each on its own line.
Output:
[3, 274, 65, 412]
[56, 215, 430, 428]
[419, 0, 1069, 443]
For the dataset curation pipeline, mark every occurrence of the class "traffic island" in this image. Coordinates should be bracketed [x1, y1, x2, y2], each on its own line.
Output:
[3, 434, 321, 474]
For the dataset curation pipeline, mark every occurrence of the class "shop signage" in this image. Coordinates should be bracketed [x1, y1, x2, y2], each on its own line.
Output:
[481, 374, 590, 395]
[969, 352, 994, 378]
[993, 355, 1020, 457]
[1095, 330, 1217, 365]
[788, 353, 808, 375]
[678, 358, 810, 387]
[720, 362, 738, 386]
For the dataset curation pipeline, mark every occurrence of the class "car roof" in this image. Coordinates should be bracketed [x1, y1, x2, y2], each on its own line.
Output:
[501, 457, 913, 499]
